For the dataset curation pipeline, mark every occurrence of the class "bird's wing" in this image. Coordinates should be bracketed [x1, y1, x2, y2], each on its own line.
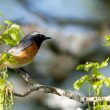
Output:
[8, 39, 32, 55]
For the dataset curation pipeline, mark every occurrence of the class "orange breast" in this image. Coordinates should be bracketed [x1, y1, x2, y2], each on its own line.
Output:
[15, 41, 38, 66]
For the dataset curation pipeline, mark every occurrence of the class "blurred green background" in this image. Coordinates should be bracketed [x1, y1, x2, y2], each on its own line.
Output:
[1, 0, 110, 110]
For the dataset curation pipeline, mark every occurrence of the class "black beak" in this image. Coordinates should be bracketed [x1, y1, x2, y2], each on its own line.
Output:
[45, 37, 51, 40]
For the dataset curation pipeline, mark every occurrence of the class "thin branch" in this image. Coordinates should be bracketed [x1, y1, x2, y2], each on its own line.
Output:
[12, 83, 110, 104]
[12, 69, 110, 104]
[13, 84, 83, 103]
[12, 84, 110, 104]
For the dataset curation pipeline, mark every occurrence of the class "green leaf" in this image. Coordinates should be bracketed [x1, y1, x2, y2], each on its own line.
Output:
[104, 35, 110, 46]
[0, 20, 23, 46]
[2, 36, 17, 46]
[0, 36, 2, 39]
[91, 80, 104, 96]
[9, 31, 20, 44]
[0, 25, 6, 30]
[92, 80, 103, 90]
[4, 20, 13, 25]
[76, 63, 92, 72]
[76, 64, 85, 70]
[89, 72, 105, 82]
[0, 53, 16, 65]
[11, 24, 20, 29]
[1, 25, 21, 46]
[76, 62, 100, 72]
[100, 57, 109, 68]
[89, 73, 105, 96]
[105, 35, 110, 41]
[73, 75, 89, 90]
[104, 78, 110, 87]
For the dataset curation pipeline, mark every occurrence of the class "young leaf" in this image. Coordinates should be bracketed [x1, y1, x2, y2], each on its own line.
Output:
[0, 53, 16, 65]
[103, 35, 110, 46]
[76, 64, 85, 70]
[76, 63, 92, 72]
[104, 78, 110, 87]
[73, 75, 89, 90]
[92, 80, 104, 91]
[105, 35, 110, 41]
[4, 20, 13, 25]
[100, 57, 109, 68]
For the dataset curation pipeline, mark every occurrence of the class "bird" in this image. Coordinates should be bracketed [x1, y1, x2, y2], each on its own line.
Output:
[4, 31, 51, 69]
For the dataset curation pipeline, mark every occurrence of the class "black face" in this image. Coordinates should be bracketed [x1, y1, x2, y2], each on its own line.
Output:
[29, 32, 51, 48]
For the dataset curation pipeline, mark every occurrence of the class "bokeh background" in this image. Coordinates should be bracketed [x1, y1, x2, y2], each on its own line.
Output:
[1, 0, 110, 110]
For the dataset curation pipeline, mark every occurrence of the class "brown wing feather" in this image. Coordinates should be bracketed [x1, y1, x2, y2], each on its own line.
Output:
[5, 42, 39, 68]
[15, 42, 38, 64]
[8, 39, 32, 55]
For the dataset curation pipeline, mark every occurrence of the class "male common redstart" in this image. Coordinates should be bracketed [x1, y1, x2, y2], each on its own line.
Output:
[4, 31, 51, 68]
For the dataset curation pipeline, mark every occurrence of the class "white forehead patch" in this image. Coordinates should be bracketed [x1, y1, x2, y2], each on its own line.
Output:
[29, 31, 42, 36]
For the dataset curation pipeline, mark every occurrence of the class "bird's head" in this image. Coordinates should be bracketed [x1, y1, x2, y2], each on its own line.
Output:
[27, 31, 51, 48]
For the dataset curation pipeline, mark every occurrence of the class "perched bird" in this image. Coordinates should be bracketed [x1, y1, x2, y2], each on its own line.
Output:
[4, 32, 51, 68]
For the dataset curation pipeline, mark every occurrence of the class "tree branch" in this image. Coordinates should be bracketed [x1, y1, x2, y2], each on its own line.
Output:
[12, 84, 110, 104]
[12, 69, 110, 104]
[13, 84, 83, 103]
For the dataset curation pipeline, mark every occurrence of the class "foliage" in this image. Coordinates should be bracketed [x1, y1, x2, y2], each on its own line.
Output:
[0, 67, 13, 110]
[103, 35, 110, 46]
[73, 35, 110, 110]
[0, 20, 23, 110]
[0, 20, 23, 46]
[73, 58, 109, 91]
